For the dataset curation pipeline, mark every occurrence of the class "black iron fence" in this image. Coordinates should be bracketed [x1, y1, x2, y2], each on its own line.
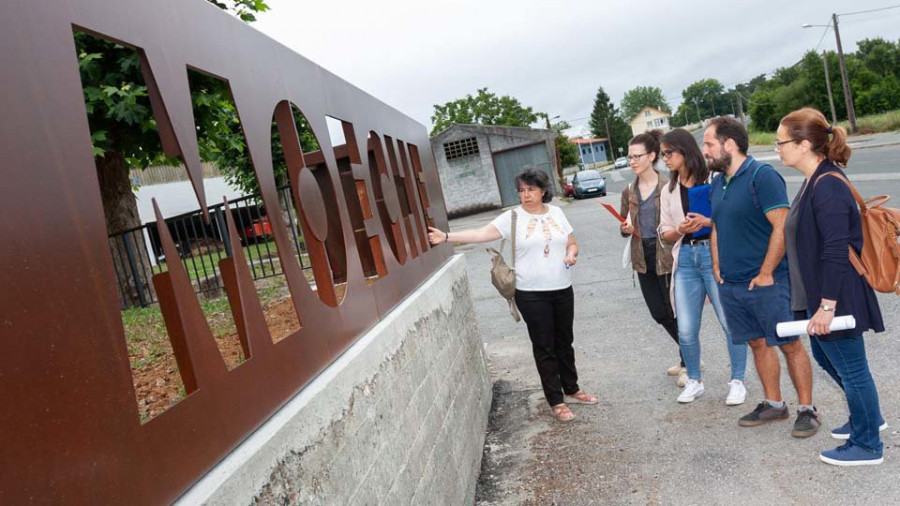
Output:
[109, 185, 309, 309]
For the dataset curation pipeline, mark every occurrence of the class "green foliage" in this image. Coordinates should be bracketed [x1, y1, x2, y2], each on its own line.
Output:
[838, 109, 900, 134]
[207, 0, 270, 22]
[588, 86, 631, 156]
[557, 136, 580, 168]
[76, 34, 174, 169]
[748, 38, 900, 132]
[856, 75, 900, 115]
[75, 0, 271, 189]
[620, 86, 670, 121]
[187, 71, 319, 195]
[430, 88, 540, 135]
[683, 79, 732, 119]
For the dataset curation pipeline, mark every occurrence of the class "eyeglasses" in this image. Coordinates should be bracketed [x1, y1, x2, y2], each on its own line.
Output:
[774, 139, 799, 150]
[661, 149, 678, 159]
[627, 153, 649, 162]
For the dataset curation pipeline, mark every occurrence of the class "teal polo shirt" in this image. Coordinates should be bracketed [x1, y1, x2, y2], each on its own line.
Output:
[710, 156, 790, 283]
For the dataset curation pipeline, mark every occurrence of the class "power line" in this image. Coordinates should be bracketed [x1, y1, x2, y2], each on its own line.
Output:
[814, 22, 832, 52]
[838, 4, 900, 17]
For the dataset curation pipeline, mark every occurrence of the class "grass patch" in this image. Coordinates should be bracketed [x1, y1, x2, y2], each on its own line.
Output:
[122, 296, 241, 369]
[749, 109, 900, 145]
[152, 238, 310, 281]
[837, 110, 900, 135]
[748, 131, 775, 147]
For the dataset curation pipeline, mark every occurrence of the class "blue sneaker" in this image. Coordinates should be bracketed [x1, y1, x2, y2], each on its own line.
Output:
[820, 442, 884, 466]
[830, 419, 888, 440]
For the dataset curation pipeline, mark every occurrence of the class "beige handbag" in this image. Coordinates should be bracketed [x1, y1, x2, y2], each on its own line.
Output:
[486, 210, 521, 322]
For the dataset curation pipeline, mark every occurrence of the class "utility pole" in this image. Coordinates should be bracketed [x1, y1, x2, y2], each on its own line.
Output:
[833, 13, 857, 133]
[736, 92, 746, 123]
[544, 113, 565, 186]
[693, 99, 701, 124]
[604, 115, 615, 162]
[822, 49, 838, 125]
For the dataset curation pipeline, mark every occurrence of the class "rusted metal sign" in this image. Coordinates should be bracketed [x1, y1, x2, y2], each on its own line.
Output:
[0, 0, 451, 503]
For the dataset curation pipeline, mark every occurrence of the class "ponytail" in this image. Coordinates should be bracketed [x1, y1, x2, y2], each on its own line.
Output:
[826, 125, 851, 167]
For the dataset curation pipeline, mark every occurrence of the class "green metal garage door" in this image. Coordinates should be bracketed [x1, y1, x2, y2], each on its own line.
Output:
[492, 143, 553, 207]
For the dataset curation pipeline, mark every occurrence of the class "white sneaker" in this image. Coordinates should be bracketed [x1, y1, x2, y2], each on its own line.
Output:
[678, 379, 705, 403]
[676, 372, 689, 388]
[725, 379, 747, 406]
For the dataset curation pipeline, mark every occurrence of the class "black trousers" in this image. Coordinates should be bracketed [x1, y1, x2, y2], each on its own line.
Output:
[515, 286, 579, 406]
[637, 238, 682, 366]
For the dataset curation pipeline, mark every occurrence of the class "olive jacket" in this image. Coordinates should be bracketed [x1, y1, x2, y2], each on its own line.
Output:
[619, 174, 675, 275]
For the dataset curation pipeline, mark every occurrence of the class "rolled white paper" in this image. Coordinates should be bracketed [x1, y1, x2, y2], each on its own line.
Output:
[776, 315, 856, 337]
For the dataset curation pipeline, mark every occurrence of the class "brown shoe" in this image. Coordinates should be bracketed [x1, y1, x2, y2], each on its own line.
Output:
[738, 402, 790, 427]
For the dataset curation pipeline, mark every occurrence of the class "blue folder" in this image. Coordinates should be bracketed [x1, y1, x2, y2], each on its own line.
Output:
[687, 184, 712, 237]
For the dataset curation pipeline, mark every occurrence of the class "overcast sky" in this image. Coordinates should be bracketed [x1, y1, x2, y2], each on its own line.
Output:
[254, 1, 900, 131]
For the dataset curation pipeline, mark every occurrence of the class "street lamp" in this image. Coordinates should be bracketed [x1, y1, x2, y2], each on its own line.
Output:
[803, 14, 857, 133]
[543, 114, 560, 130]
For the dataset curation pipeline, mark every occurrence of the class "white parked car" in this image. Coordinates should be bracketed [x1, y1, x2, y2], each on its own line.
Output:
[614, 157, 629, 169]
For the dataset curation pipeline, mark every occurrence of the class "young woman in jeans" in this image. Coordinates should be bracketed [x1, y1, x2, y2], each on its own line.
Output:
[658, 128, 748, 405]
[428, 168, 597, 422]
[619, 130, 682, 382]
[779, 107, 886, 466]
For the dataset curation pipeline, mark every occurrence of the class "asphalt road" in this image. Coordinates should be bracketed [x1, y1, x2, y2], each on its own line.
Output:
[463, 143, 900, 505]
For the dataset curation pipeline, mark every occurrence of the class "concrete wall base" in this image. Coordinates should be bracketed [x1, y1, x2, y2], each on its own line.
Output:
[176, 254, 492, 505]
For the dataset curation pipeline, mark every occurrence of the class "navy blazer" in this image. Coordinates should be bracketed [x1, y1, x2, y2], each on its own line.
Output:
[792, 160, 884, 340]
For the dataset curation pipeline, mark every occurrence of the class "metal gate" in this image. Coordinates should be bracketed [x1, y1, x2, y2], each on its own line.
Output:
[492, 142, 553, 207]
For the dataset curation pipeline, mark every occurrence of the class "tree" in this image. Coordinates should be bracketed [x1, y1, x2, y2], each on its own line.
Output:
[588, 86, 631, 159]
[620, 86, 670, 122]
[548, 121, 580, 168]
[79, 0, 270, 233]
[77, 0, 270, 307]
[430, 88, 539, 135]
[680, 78, 730, 120]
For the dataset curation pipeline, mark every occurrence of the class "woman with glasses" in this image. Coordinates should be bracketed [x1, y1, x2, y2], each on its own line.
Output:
[619, 130, 682, 379]
[658, 128, 749, 404]
[428, 168, 597, 422]
[779, 108, 885, 466]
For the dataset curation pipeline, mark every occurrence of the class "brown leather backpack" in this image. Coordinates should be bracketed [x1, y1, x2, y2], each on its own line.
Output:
[816, 172, 900, 294]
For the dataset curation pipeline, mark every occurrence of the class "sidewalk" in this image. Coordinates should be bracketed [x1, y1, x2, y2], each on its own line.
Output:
[454, 198, 900, 505]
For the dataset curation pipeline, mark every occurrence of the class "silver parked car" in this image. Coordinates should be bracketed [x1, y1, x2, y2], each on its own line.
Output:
[614, 156, 629, 169]
[572, 170, 606, 199]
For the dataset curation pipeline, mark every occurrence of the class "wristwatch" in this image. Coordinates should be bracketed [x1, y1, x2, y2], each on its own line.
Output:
[820, 303, 835, 312]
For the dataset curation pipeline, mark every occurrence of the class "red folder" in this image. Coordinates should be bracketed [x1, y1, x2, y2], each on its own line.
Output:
[600, 202, 626, 223]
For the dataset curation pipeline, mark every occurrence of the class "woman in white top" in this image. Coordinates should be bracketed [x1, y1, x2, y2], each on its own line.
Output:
[428, 168, 597, 422]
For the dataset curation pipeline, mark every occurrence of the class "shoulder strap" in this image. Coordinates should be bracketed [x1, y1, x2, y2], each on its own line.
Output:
[510, 210, 517, 269]
[813, 172, 868, 211]
[812, 172, 871, 278]
[748, 159, 765, 209]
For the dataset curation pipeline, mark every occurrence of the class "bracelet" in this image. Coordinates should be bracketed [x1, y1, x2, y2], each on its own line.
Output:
[444, 230, 449, 242]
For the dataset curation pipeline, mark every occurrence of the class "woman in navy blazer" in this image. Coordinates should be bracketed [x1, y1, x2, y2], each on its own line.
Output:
[779, 108, 885, 466]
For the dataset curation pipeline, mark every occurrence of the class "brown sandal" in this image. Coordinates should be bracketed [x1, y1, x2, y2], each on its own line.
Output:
[551, 404, 576, 422]
[564, 391, 598, 405]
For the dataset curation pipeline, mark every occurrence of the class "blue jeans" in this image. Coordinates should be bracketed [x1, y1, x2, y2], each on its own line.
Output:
[674, 242, 748, 381]
[808, 325, 883, 453]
